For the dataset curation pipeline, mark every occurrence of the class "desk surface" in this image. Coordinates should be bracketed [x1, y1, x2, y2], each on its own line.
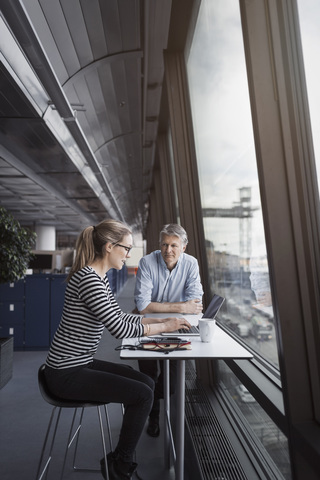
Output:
[120, 324, 253, 360]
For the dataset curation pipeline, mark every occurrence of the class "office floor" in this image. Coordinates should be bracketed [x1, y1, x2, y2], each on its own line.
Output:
[0, 276, 176, 480]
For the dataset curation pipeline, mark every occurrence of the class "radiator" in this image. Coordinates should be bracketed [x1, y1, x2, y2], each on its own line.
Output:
[185, 361, 247, 480]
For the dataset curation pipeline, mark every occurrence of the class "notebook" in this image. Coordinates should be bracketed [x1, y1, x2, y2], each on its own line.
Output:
[139, 337, 192, 350]
[162, 294, 225, 336]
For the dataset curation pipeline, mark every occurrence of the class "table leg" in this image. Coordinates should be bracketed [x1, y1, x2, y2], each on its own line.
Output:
[176, 359, 185, 480]
[163, 359, 171, 469]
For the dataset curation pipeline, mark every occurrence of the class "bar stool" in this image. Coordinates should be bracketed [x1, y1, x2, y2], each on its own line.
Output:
[36, 364, 114, 480]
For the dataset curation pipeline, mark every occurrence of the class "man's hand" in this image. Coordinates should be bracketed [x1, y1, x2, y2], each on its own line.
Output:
[140, 299, 203, 315]
[182, 299, 203, 314]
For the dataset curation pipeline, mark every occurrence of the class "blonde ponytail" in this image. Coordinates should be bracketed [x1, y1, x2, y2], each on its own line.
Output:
[67, 220, 131, 281]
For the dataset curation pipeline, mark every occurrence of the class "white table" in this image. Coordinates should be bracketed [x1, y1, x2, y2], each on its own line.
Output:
[120, 315, 253, 480]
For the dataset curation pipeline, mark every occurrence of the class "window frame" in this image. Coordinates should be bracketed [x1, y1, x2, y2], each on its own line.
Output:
[180, 0, 320, 477]
[160, 0, 320, 477]
[239, 0, 320, 423]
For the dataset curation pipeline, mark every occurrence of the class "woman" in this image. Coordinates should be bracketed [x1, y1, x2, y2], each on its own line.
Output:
[44, 219, 191, 480]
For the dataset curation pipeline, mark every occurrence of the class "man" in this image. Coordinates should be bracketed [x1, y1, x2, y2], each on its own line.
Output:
[134, 224, 203, 436]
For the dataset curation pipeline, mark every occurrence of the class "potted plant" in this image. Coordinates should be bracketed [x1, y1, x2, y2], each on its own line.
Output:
[0, 206, 36, 388]
[0, 206, 36, 284]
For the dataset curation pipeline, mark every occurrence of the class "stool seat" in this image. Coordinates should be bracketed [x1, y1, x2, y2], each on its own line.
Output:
[38, 364, 107, 408]
[36, 364, 113, 480]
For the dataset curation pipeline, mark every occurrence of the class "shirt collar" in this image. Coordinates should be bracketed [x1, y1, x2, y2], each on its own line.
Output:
[157, 250, 184, 271]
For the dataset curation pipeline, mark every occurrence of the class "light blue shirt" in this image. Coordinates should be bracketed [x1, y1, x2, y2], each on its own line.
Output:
[134, 250, 203, 312]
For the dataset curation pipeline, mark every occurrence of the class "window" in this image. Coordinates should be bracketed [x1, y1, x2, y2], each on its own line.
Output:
[218, 361, 291, 479]
[186, 0, 277, 368]
[186, 0, 291, 476]
[297, 0, 320, 178]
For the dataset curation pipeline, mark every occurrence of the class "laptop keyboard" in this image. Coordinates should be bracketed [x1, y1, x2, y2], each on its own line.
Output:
[177, 325, 199, 334]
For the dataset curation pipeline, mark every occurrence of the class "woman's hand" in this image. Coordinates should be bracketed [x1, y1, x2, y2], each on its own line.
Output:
[142, 316, 191, 336]
[162, 317, 192, 332]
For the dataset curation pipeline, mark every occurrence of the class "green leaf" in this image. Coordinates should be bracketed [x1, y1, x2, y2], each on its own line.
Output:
[0, 206, 37, 284]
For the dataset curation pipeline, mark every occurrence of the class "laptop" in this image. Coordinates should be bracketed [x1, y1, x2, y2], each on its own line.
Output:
[162, 294, 225, 336]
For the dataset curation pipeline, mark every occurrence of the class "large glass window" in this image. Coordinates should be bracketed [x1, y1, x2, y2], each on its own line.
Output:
[218, 361, 291, 479]
[186, 0, 278, 368]
[297, 1, 320, 184]
[295, 0, 320, 426]
[186, 2, 292, 475]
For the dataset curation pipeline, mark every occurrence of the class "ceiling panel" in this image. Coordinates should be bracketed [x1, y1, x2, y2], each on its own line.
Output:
[0, 0, 172, 241]
[0, 63, 39, 117]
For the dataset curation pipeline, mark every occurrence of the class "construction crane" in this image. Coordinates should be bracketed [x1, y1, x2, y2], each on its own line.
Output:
[202, 187, 259, 261]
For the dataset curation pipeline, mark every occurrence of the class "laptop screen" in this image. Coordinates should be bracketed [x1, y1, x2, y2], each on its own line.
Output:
[202, 294, 225, 319]
[160, 294, 225, 336]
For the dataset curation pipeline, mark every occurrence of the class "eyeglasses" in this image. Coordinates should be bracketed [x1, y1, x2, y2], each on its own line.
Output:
[114, 243, 132, 255]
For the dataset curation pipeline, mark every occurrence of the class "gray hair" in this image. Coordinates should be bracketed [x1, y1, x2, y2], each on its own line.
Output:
[159, 224, 188, 246]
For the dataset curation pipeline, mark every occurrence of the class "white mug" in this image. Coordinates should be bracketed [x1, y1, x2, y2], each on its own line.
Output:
[199, 318, 216, 342]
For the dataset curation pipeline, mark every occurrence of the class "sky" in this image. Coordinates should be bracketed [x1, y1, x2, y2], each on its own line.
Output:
[186, 0, 264, 257]
[185, 0, 320, 260]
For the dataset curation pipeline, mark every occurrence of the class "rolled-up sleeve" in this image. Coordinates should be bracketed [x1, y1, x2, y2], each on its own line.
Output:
[184, 258, 203, 300]
[134, 257, 155, 312]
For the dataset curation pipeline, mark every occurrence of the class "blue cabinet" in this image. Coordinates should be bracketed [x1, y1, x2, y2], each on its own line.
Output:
[0, 268, 126, 349]
[107, 267, 128, 296]
[24, 275, 67, 348]
[24, 276, 50, 348]
[0, 302, 25, 348]
[0, 279, 25, 349]
[0, 274, 67, 349]
[50, 275, 67, 342]
[0, 279, 24, 302]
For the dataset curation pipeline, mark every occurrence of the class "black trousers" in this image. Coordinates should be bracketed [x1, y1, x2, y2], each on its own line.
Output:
[45, 359, 154, 463]
[138, 359, 177, 418]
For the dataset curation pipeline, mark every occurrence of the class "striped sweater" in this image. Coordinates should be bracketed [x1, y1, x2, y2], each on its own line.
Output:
[46, 266, 144, 369]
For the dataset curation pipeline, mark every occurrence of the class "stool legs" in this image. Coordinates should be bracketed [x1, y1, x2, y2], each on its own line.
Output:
[36, 404, 114, 480]
[98, 406, 108, 480]
[103, 404, 113, 452]
[36, 406, 62, 480]
[69, 406, 110, 479]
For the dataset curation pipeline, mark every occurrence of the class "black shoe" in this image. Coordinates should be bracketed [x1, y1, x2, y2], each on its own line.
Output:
[100, 452, 137, 480]
[147, 416, 160, 437]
